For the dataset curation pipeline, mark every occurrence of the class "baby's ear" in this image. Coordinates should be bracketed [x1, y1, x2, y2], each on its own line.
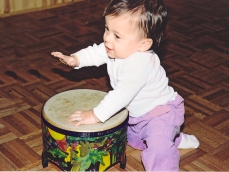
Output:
[139, 38, 153, 52]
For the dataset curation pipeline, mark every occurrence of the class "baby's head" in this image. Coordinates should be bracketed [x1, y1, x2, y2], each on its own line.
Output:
[104, 0, 167, 52]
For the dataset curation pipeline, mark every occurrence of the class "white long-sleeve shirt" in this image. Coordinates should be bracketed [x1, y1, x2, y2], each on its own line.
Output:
[73, 43, 177, 122]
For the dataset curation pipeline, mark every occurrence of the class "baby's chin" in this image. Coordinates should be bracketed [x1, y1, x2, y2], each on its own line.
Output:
[107, 52, 129, 59]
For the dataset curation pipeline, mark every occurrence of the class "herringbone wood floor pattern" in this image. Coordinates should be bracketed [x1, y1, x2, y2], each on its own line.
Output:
[0, 0, 229, 171]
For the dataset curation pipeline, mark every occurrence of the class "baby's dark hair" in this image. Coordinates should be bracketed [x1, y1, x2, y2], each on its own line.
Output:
[103, 0, 167, 51]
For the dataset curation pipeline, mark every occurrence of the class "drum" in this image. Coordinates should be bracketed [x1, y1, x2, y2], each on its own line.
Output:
[41, 89, 128, 171]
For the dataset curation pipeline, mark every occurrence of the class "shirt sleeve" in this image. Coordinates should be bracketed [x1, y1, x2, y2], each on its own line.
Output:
[93, 52, 154, 122]
[72, 42, 108, 69]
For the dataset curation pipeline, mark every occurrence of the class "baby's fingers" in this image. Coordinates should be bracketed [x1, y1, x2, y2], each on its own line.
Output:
[69, 111, 82, 122]
[51, 52, 64, 58]
[74, 121, 83, 127]
[69, 111, 84, 127]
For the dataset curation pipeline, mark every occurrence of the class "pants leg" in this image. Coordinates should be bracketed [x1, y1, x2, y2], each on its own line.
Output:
[141, 116, 180, 171]
[174, 132, 182, 147]
[128, 95, 184, 171]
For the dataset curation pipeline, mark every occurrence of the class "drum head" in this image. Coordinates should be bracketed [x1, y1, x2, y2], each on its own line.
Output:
[42, 89, 128, 132]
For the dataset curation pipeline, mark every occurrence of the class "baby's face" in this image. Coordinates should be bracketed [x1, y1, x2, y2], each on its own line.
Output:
[103, 14, 144, 59]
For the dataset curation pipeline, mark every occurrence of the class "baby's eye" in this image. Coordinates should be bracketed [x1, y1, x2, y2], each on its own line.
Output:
[105, 25, 109, 31]
[115, 34, 120, 39]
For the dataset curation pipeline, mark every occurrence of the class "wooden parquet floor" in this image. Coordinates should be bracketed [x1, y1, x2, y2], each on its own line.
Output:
[0, 0, 229, 171]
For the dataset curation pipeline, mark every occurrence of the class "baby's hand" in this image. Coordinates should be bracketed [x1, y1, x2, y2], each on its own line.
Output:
[69, 110, 100, 127]
[51, 51, 79, 67]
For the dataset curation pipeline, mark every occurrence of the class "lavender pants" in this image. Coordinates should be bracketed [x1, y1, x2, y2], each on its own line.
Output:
[127, 95, 184, 171]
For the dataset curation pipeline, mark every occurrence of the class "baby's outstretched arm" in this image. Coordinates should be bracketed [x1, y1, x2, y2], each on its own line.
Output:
[51, 52, 79, 67]
[69, 110, 100, 127]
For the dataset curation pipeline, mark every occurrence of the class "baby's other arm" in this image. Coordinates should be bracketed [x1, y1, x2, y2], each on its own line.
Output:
[51, 52, 80, 67]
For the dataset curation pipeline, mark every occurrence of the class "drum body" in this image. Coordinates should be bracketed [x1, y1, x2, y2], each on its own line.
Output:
[41, 89, 128, 171]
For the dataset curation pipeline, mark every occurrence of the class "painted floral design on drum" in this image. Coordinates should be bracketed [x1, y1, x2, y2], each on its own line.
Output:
[42, 124, 127, 172]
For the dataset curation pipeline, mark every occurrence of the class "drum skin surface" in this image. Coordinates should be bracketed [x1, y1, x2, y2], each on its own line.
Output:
[41, 89, 128, 171]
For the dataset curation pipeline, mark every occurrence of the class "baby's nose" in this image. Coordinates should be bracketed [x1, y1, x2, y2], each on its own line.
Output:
[103, 32, 111, 42]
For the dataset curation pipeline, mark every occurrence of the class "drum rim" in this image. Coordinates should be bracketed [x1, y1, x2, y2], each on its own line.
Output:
[41, 114, 128, 137]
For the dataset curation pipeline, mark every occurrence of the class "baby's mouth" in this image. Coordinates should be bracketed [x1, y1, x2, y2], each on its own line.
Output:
[106, 46, 112, 52]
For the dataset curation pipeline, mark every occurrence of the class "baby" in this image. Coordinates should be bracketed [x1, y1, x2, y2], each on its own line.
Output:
[52, 0, 199, 171]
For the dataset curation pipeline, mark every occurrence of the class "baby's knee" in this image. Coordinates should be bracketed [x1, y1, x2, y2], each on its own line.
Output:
[147, 135, 176, 153]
